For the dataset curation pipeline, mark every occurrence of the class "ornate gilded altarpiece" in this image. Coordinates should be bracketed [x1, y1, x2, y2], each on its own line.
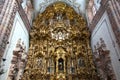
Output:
[22, 2, 97, 80]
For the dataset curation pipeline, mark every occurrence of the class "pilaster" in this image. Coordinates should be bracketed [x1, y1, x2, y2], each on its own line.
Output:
[0, 0, 18, 60]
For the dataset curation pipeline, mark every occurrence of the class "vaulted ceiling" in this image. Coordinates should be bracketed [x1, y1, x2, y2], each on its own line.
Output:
[32, 0, 88, 17]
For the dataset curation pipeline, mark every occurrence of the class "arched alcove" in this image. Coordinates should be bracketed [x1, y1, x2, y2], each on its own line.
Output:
[58, 58, 64, 71]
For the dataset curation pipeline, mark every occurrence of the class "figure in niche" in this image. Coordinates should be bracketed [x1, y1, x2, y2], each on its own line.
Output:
[78, 58, 85, 67]
[58, 58, 64, 71]
[37, 57, 42, 66]
[71, 67, 75, 73]
[56, 13, 63, 21]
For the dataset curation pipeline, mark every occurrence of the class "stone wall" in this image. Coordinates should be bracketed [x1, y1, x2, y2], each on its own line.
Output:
[0, 0, 31, 79]
[88, 0, 120, 79]
[0, 0, 31, 61]
[88, 0, 120, 48]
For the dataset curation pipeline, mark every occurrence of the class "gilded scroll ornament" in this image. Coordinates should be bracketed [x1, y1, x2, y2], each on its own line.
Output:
[22, 2, 97, 80]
